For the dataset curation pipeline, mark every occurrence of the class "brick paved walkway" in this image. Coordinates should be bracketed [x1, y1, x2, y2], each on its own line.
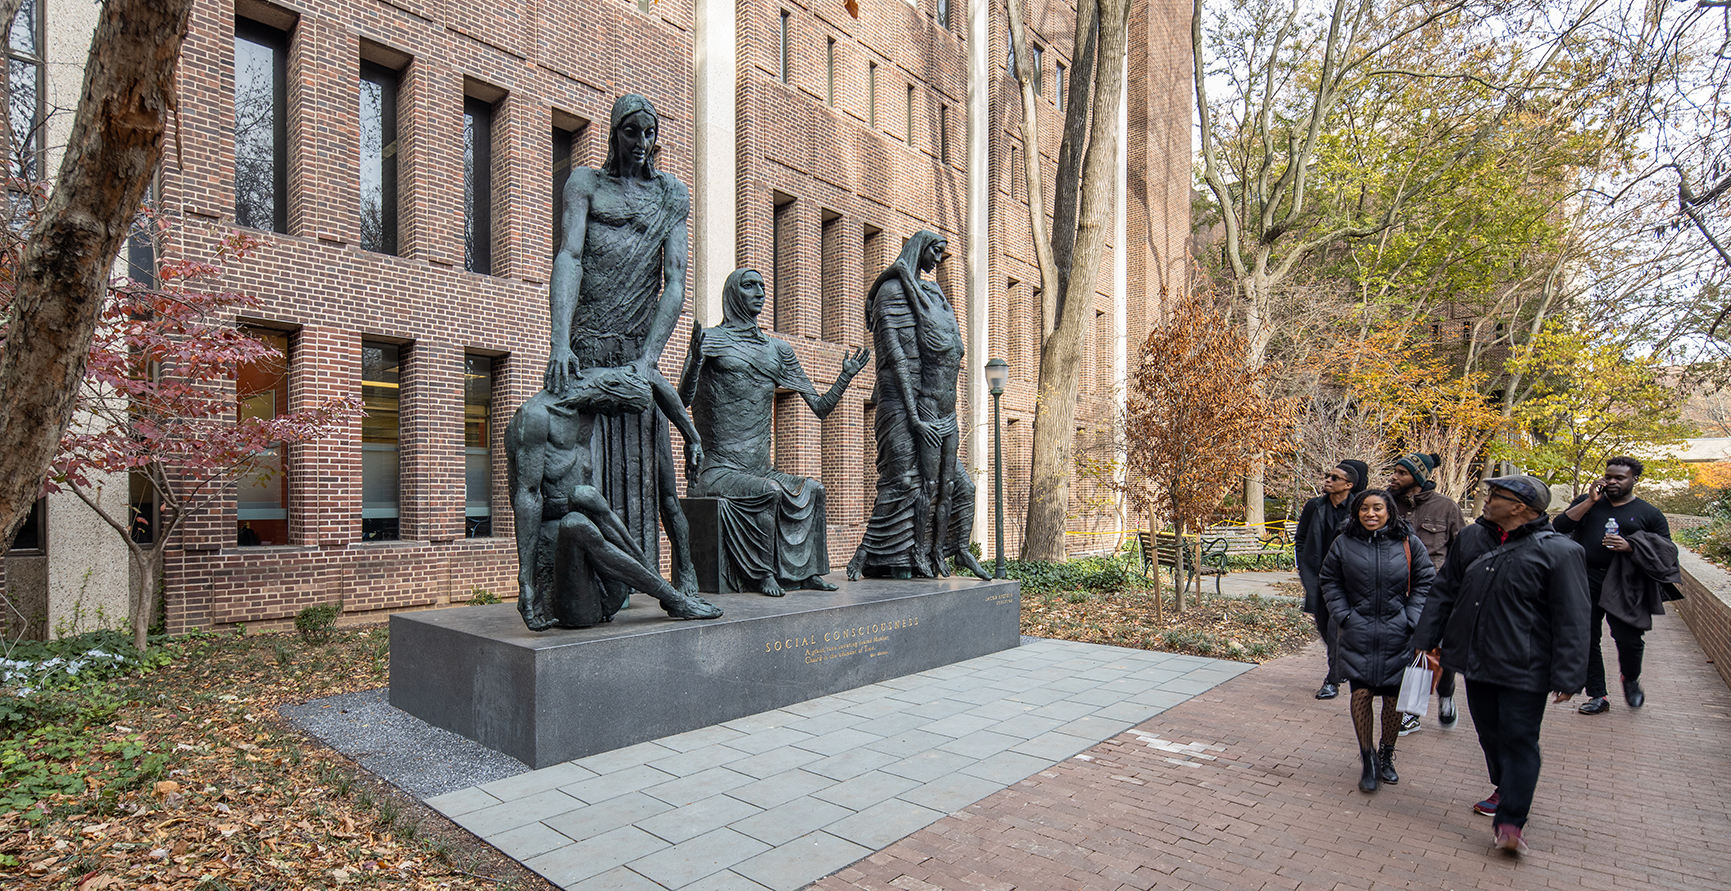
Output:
[814, 609, 1731, 891]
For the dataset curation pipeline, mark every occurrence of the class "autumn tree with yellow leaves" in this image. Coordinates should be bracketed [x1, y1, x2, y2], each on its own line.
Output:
[1336, 326, 1509, 503]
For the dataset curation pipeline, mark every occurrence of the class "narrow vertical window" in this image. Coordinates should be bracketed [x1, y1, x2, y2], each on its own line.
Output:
[1031, 44, 1043, 97]
[867, 62, 877, 129]
[360, 62, 401, 255]
[820, 210, 841, 342]
[5, 0, 43, 181]
[7, 498, 44, 553]
[361, 341, 401, 541]
[937, 0, 949, 29]
[1055, 62, 1066, 110]
[465, 355, 494, 538]
[126, 182, 157, 288]
[463, 96, 494, 274]
[826, 38, 836, 106]
[552, 117, 585, 257]
[1006, 27, 1015, 74]
[237, 329, 291, 546]
[772, 195, 794, 332]
[862, 224, 883, 292]
[779, 10, 792, 84]
[938, 105, 949, 164]
[638, 0, 652, 11]
[906, 85, 915, 144]
[233, 18, 288, 233]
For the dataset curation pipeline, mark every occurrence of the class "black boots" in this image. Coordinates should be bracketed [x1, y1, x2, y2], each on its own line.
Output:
[1358, 750, 1379, 793]
[1378, 743, 1399, 785]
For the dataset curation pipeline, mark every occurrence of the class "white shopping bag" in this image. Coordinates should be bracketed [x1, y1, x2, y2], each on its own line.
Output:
[1396, 651, 1433, 718]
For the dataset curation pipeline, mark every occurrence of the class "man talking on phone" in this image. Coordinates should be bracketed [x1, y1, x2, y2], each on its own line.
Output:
[1552, 457, 1676, 714]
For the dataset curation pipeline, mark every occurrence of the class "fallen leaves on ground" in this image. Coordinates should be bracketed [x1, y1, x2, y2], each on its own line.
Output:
[1, 627, 553, 891]
[1022, 579, 1316, 661]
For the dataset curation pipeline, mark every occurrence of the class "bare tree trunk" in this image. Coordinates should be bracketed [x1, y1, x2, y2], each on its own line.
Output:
[1021, 0, 1131, 560]
[0, 0, 193, 547]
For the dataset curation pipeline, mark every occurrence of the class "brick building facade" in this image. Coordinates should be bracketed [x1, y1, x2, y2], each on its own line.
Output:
[5, 0, 1190, 634]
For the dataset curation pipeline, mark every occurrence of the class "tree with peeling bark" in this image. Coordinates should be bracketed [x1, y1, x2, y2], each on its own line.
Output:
[38, 219, 361, 651]
[1191, 0, 1630, 529]
[0, 0, 194, 552]
[1005, 0, 1134, 560]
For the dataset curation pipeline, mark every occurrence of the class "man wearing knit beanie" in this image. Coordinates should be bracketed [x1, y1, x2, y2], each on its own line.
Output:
[1295, 459, 1369, 699]
[1388, 453, 1466, 732]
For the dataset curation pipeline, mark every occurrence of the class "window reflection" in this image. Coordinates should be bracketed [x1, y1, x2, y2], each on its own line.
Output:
[234, 19, 288, 233]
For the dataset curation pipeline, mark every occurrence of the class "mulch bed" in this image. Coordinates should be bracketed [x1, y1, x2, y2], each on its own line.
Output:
[1021, 579, 1317, 661]
[4, 576, 1317, 889]
[1, 628, 555, 891]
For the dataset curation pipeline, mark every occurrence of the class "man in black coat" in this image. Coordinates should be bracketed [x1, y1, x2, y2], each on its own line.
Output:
[1294, 459, 1369, 699]
[1410, 474, 1590, 857]
[1552, 456, 1673, 713]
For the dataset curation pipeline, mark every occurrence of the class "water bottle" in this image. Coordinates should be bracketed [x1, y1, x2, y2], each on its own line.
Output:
[1605, 517, 1619, 537]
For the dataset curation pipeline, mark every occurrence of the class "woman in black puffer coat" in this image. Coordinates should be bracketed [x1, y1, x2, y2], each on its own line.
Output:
[1320, 489, 1435, 793]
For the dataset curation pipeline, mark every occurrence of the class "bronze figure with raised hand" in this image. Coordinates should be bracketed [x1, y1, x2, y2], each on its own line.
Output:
[679, 268, 869, 596]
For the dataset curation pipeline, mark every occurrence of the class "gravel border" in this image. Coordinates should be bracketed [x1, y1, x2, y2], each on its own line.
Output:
[280, 688, 529, 799]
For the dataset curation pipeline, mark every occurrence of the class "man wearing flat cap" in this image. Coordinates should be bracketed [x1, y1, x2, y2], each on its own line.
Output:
[1410, 474, 1590, 857]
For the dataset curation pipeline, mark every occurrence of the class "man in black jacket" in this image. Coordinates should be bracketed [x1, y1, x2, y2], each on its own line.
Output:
[1411, 474, 1590, 857]
[1294, 459, 1369, 699]
[1552, 456, 1672, 713]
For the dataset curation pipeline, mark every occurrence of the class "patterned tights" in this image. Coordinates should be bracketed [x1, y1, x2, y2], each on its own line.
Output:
[1351, 688, 1401, 751]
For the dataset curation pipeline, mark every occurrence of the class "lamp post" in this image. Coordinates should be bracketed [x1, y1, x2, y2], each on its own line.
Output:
[984, 357, 1009, 579]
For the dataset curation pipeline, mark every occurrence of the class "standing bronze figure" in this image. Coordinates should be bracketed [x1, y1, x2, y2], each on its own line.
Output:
[544, 94, 700, 609]
[679, 269, 869, 596]
[848, 231, 990, 581]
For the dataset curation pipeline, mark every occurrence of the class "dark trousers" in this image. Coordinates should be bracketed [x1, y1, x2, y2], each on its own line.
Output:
[1464, 680, 1549, 830]
[1314, 610, 1342, 684]
[1585, 603, 1646, 699]
[1437, 668, 1456, 698]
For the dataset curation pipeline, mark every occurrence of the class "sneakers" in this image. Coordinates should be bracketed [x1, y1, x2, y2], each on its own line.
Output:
[1578, 696, 1610, 715]
[1315, 682, 1339, 700]
[1473, 791, 1500, 817]
[1622, 676, 1645, 708]
[1493, 823, 1528, 856]
[1398, 714, 1421, 736]
[1438, 695, 1457, 725]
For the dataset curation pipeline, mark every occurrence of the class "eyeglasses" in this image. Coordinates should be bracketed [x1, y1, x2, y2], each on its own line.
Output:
[1322, 473, 1350, 483]
[1484, 490, 1522, 505]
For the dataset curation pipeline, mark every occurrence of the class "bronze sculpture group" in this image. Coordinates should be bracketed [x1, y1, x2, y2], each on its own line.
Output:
[507, 94, 989, 631]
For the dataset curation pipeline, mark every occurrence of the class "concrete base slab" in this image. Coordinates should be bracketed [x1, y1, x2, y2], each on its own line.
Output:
[389, 576, 1020, 768]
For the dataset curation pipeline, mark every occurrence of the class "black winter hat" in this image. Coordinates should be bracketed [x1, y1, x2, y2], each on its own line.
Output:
[1336, 459, 1371, 495]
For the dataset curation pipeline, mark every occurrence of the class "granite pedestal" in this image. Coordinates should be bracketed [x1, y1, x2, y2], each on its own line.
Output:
[389, 576, 1020, 768]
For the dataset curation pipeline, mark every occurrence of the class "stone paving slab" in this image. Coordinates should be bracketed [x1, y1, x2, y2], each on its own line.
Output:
[813, 609, 1731, 891]
[424, 638, 1252, 890]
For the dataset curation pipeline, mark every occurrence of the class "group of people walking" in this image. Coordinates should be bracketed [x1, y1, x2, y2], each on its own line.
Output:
[1294, 453, 1683, 857]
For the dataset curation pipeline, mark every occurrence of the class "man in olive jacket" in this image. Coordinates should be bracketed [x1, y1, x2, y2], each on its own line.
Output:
[1410, 474, 1590, 857]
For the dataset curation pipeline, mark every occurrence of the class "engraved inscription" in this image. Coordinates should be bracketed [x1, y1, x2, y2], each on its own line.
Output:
[761, 615, 919, 665]
[982, 589, 1017, 606]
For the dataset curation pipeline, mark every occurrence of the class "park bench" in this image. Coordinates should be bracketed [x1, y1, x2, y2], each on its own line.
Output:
[1201, 524, 1295, 570]
[1137, 530, 1226, 598]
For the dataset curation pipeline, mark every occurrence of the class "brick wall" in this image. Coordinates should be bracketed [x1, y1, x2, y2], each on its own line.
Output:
[157, 0, 698, 631]
[136, 0, 1188, 631]
[1676, 547, 1731, 693]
